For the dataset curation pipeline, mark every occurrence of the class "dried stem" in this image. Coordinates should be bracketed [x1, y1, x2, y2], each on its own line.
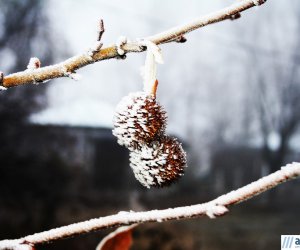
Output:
[0, 0, 266, 88]
[151, 79, 158, 97]
[97, 19, 105, 42]
[0, 162, 298, 249]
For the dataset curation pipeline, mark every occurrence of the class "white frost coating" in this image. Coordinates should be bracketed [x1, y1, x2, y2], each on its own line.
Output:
[116, 36, 128, 56]
[143, 51, 156, 94]
[252, 0, 262, 6]
[0, 240, 33, 250]
[142, 40, 163, 94]
[68, 73, 82, 81]
[27, 57, 40, 70]
[87, 41, 103, 58]
[205, 204, 228, 219]
[142, 41, 164, 64]
[214, 162, 300, 206]
[61, 66, 82, 81]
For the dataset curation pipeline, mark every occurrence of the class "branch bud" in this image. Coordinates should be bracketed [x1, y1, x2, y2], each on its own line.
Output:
[252, 0, 266, 6]
[230, 13, 241, 20]
[27, 57, 41, 70]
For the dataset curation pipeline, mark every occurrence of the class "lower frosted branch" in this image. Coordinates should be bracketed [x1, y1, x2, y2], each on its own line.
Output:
[0, 162, 299, 249]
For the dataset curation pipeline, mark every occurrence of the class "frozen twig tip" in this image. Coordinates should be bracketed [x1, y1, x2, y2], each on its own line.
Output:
[97, 19, 105, 41]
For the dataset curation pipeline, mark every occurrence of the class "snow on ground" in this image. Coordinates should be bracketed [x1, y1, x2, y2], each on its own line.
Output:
[30, 98, 114, 128]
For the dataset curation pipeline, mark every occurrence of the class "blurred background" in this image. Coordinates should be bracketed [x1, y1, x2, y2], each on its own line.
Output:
[0, 0, 300, 249]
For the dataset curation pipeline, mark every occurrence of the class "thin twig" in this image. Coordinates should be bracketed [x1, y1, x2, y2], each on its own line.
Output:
[0, 162, 298, 249]
[97, 19, 105, 42]
[0, 0, 266, 88]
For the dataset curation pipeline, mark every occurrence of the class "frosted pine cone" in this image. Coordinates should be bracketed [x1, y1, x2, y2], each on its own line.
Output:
[129, 136, 187, 188]
[112, 92, 167, 150]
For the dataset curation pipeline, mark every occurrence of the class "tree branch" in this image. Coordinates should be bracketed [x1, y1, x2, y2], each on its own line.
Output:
[0, 162, 298, 250]
[0, 0, 266, 88]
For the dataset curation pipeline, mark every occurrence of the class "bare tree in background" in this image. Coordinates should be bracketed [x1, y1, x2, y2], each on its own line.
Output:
[0, 0, 54, 133]
[0, 0, 58, 237]
[243, 2, 300, 177]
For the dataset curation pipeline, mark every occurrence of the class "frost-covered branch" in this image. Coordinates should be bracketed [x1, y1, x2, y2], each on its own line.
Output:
[0, 0, 266, 88]
[0, 162, 298, 250]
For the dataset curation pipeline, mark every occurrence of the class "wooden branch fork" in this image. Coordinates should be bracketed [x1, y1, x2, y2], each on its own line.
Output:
[0, 0, 266, 89]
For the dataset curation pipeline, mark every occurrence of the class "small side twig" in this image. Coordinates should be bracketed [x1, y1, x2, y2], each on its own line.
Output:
[97, 19, 105, 42]
[0, 162, 298, 249]
[88, 19, 105, 58]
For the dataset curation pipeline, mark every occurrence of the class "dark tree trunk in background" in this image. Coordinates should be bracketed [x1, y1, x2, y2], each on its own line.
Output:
[0, 0, 57, 236]
[0, 0, 54, 125]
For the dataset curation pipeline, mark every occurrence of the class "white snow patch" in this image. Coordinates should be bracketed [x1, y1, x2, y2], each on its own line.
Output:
[267, 131, 281, 151]
[68, 72, 82, 81]
[30, 98, 114, 128]
[116, 36, 127, 56]
[27, 57, 41, 70]
[0, 48, 16, 72]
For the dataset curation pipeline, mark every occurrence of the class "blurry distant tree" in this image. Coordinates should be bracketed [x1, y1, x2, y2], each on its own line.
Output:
[0, 0, 60, 237]
[0, 0, 54, 154]
[0, 0, 53, 121]
[243, 1, 300, 174]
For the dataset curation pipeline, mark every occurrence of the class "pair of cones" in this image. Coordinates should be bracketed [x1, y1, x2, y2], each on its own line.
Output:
[113, 91, 187, 188]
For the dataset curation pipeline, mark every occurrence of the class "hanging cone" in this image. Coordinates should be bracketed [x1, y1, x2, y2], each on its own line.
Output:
[112, 92, 167, 150]
[129, 136, 187, 188]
